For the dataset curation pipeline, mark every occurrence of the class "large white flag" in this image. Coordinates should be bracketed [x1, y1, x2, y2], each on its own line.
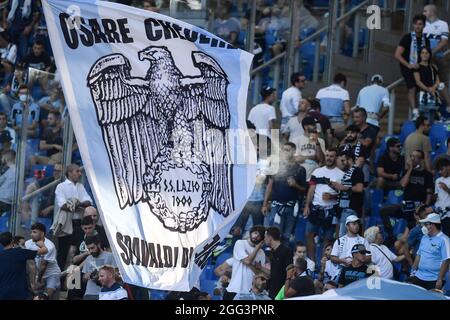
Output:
[42, 0, 255, 291]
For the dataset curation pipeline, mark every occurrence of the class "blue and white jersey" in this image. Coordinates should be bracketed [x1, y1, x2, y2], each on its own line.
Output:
[316, 84, 350, 118]
[425, 19, 449, 57]
[356, 84, 390, 127]
[416, 232, 450, 281]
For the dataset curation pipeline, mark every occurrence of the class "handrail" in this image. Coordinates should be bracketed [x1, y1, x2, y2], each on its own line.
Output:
[250, 0, 371, 75]
[22, 179, 60, 202]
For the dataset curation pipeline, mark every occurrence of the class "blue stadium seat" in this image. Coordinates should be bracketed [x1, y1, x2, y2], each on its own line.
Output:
[386, 189, 403, 205]
[0, 212, 11, 232]
[295, 217, 307, 243]
[200, 279, 217, 296]
[399, 121, 416, 144]
[265, 28, 278, 47]
[214, 252, 233, 269]
[366, 216, 382, 228]
[301, 27, 316, 39]
[429, 123, 449, 151]
[200, 264, 217, 281]
[369, 188, 384, 218]
[150, 289, 168, 300]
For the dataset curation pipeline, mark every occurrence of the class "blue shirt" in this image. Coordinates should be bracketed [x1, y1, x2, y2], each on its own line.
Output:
[416, 232, 450, 281]
[316, 84, 350, 118]
[407, 225, 423, 255]
[356, 84, 390, 127]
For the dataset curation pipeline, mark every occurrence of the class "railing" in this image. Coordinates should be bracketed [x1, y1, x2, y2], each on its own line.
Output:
[386, 49, 450, 135]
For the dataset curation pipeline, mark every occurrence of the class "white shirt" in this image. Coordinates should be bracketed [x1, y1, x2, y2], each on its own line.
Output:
[324, 259, 341, 281]
[55, 179, 93, 219]
[25, 238, 61, 279]
[82, 251, 116, 296]
[425, 19, 449, 55]
[435, 176, 450, 218]
[227, 239, 266, 294]
[315, 84, 350, 117]
[248, 103, 277, 138]
[0, 43, 17, 64]
[331, 234, 370, 266]
[311, 166, 345, 207]
[286, 116, 305, 140]
[280, 86, 301, 118]
[370, 243, 397, 279]
[356, 84, 390, 127]
[293, 256, 316, 274]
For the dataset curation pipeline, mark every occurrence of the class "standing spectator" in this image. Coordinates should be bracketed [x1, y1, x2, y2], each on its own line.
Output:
[331, 215, 370, 271]
[284, 257, 315, 298]
[423, 4, 450, 105]
[10, 84, 40, 138]
[290, 116, 325, 181]
[284, 98, 310, 142]
[409, 213, 450, 291]
[306, 98, 333, 148]
[98, 265, 128, 300]
[0, 231, 44, 300]
[315, 73, 351, 139]
[82, 235, 117, 300]
[0, 150, 16, 214]
[280, 72, 306, 134]
[13, 235, 25, 248]
[413, 47, 449, 121]
[211, 1, 240, 46]
[262, 142, 306, 245]
[381, 150, 434, 244]
[234, 272, 271, 300]
[404, 116, 432, 172]
[248, 86, 277, 138]
[54, 164, 93, 271]
[226, 225, 266, 300]
[338, 125, 366, 167]
[303, 148, 344, 261]
[376, 137, 405, 191]
[25, 222, 61, 300]
[0, 112, 15, 145]
[365, 226, 405, 279]
[355, 74, 391, 129]
[394, 14, 430, 117]
[330, 150, 364, 237]
[264, 226, 293, 299]
[82, 206, 107, 235]
[434, 158, 450, 236]
[2, 0, 41, 60]
[293, 241, 315, 274]
[338, 244, 373, 287]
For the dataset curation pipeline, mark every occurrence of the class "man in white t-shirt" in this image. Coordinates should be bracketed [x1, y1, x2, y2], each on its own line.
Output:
[25, 222, 61, 300]
[226, 225, 266, 299]
[330, 215, 370, 273]
[434, 158, 450, 236]
[248, 87, 277, 138]
[315, 73, 351, 139]
[284, 98, 310, 142]
[303, 149, 344, 261]
[280, 73, 306, 133]
[355, 75, 390, 128]
[290, 116, 326, 181]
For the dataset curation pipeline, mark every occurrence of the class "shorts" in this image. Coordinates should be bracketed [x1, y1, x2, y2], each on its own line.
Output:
[400, 66, 417, 89]
[44, 274, 61, 290]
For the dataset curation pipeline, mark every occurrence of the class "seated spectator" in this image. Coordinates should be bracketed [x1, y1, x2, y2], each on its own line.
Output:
[365, 226, 405, 279]
[0, 150, 16, 214]
[0, 28, 17, 87]
[0, 112, 15, 146]
[98, 265, 128, 300]
[317, 243, 340, 284]
[0, 130, 13, 160]
[409, 213, 450, 291]
[10, 84, 40, 138]
[266, 5, 290, 56]
[82, 235, 117, 300]
[37, 86, 64, 125]
[434, 158, 450, 236]
[0, 62, 27, 115]
[338, 244, 374, 288]
[234, 272, 271, 300]
[293, 241, 315, 275]
[212, 1, 241, 46]
[284, 257, 315, 298]
[376, 137, 404, 192]
[29, 110, 63, 167]
[404, 116, 432, 172]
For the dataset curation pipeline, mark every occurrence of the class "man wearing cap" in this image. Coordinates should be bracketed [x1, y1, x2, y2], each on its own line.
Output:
[331, 215, 370, 271]
[290, 116, 325, 181]
[280, 73, 306, 135]
[233, 272, 271, 300]
[409, 213, 450, 290]
[355, 75, 391, 130]
[338, 244, 373, 287]
[376, 137, 405, 191]
[248, 87, 277, 139]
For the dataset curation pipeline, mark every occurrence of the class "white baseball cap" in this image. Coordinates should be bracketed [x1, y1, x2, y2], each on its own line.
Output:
[419, 213, 441, 224]
[371, 74, 383, 83]
[346, 215, 360, 225]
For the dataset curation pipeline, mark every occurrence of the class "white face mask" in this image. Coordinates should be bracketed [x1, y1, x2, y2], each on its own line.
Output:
[421, 226, 429, 236]
[19, 94, 28, 102]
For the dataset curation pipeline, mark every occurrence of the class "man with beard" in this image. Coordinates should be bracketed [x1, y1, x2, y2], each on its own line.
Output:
[303, 149, 344, 261]
[339, 125, 366, 169]
[226, 225, 266, 300]
[284, 98, 311, 142]
[81, 235, 116, 300]
[25, 223, 61, 300]
[330, 150, 365, 237]
[233, 272, 271, 300]
[262, 142, 307, 245]
[376, 137, 405, 191]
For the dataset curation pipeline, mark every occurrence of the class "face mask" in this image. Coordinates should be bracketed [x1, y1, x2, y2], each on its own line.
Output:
[421, 226, 429, 236]
[19, 94, 28, 102]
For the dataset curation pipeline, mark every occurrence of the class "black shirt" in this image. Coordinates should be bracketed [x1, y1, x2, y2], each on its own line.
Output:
[271, 162, 306, 203]
[377, 153, 405, 180]
[289, 275, 315, 297]
[338, 264, 370, 287]
[403, 169, 434, 202]
[398, 33, 430, 69]
[21, 52, 52, 71]
[339, 166, 364, 215]
[41, 127, 63, 156]
[267, 244, 293, 299]
[0, 248, 36, 300]
[360, 124, 378, 155]
[70, 225, 109, 259]
[413, 64, 439, 87]
[339, 141, 369, 161]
